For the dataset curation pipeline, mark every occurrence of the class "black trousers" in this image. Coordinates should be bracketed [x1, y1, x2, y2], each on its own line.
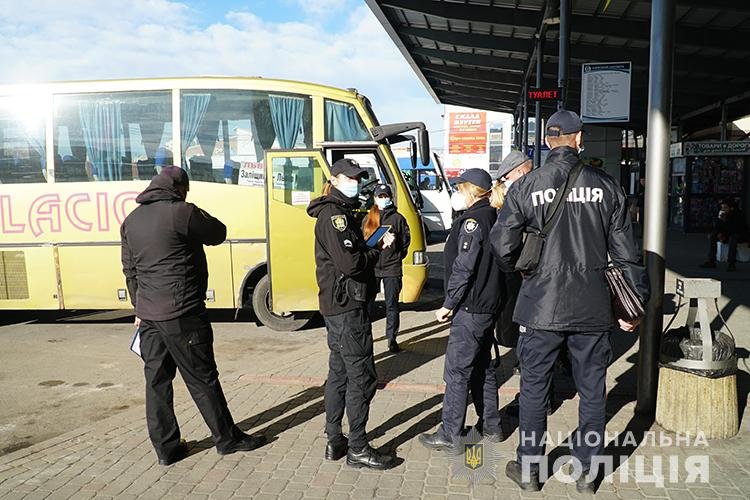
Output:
[516, 328, 612, 472]
[323, 307, 377, 449]
[380, 276, 402, 342]
[440, 310, 502, 440]
[140, 313, 242, 459]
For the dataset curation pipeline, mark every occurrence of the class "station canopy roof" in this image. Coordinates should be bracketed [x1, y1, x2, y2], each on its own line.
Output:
[366, 0, 750, 135]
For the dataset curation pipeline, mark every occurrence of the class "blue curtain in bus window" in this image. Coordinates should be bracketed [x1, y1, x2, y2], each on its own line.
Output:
[181, 93, 211, 155]
[268, 95, 304, 149]
[325, 100, 369, 141]
[78, 100, 124, 181]
[26, 135, 46, 169]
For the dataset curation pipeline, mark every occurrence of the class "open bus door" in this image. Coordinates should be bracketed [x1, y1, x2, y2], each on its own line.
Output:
[261, 149, 331, 331]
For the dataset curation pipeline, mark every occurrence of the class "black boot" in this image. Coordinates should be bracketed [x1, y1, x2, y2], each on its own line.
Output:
[158, 439, 190, 466]
[505, 460, 541, 491]
[576, 469, 597, 493]
[388, 340, 402, 353]
[325, 435, 348, 461]
[217, 432, 266, 456]
[418, 431, 457, 453]
[346, 444, 395, 470]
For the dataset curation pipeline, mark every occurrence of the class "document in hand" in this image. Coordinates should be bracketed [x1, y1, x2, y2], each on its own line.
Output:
[130, 327, 143, 359]
[366, 225, 392, 248]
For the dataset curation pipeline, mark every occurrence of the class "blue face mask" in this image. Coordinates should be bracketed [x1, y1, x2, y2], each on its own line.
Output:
[375, 198, 393, 210]
[338, 180, 359, 198]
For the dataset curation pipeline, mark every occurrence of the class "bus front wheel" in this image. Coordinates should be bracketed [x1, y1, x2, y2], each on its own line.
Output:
[251, 275, 314, 332]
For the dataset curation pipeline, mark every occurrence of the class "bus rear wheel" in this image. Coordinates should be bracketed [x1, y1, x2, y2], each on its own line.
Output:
[251, 275, 314, 332]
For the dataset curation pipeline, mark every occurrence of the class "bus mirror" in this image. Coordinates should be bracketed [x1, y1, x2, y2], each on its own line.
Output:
[419, 128, 430, 166]
[409, 137, 417, 169]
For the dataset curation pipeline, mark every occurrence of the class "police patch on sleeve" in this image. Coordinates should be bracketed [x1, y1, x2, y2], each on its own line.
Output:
[331, 215, 348, 232]
[463, 218, 478, 233]
[343, 239, 353, 248]
[461, 238, 472, 252]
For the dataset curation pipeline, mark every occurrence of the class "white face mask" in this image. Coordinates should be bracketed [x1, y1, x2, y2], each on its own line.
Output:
[336, 178, 359, 198]
[375, 198, 392, 210]
[450, 191, 468, 212]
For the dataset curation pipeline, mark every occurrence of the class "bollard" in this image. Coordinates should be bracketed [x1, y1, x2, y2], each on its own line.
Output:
[656, 278, 739, 439]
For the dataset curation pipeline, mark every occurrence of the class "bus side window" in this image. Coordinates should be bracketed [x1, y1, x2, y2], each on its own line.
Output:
[270, 155, 326, 207]
[0, 96, 47, 184]
[324, 100, 370, 141]
[181, 90, 312, 185]
[53, 91, 172, 182]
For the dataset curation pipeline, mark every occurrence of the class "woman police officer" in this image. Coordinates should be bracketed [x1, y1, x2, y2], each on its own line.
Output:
[306, 158, 396, 470]
[363, 183, 411, 353]
[419, 168, 505, 451]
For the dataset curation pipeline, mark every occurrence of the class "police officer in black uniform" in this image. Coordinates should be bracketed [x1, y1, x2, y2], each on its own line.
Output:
[306, 158, 396, 470]
[369, 183, 411, 353]
[491, 111, 649, 492]
[121, 166, 265, 466]
[419, 168, 505, 452]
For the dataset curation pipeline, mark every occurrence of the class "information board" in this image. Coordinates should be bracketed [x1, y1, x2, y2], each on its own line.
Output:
[580, 62, 631, 123]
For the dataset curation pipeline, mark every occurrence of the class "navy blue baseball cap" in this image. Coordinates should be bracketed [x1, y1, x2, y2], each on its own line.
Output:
[330, 158, 369, 179]
[373, 184, 392, 197]
[546, 109, 583, 137]
[456, 168, 493, 191]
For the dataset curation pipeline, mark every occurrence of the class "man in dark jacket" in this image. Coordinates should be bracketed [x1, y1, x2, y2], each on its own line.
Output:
[700, 199, 749, 271]
[371, 183, 411, 353]
[121, 166, 265, 466]
[491, 111, 649, 493]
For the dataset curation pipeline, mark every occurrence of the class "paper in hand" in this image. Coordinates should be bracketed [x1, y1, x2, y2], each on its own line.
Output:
[130, 327, 143, 359]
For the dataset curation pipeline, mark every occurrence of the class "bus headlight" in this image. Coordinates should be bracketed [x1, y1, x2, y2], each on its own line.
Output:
[413, 251, 427, 265]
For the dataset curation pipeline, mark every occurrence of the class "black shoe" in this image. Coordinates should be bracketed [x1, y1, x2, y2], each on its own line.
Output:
[388, 341, 402, 353]
[325, 435, 348, 461]
[158, 440, 190, 466]
[576, 469, 597, 493]
[346, 444, 395, 470]
[700, 261, 717, 269]
[505, 460, 541, 491]
[418, 431, 457, 453]
[217, 433, 266, 456]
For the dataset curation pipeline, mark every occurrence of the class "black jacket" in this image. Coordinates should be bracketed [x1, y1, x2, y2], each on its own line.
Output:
[443, 198, 504, 314]
[307, 188, 379, 317]
[714, 209, 748, 237]
[375, 206, 411, 278]
[120, 176, 226, 321]
[491, 146, 649, 332]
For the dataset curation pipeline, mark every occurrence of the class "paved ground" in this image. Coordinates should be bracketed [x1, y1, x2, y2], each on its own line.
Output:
[1, 231, 749, 498]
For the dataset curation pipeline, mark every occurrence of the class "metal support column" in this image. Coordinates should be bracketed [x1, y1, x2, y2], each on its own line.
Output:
[522, 86, 529, 152]
[534, 36, 543, 168]
[558, 0, 570, 110]
[637, 0, 676, 417]
[720, 100, 728, 141]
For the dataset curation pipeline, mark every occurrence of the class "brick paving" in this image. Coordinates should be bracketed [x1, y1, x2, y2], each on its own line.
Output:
[2, 232, 750, 498]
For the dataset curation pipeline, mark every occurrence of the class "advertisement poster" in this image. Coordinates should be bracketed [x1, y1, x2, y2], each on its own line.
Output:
[448, 111, 487, 155]
[580, 62, 631, 123]
[442, 105, 514, 178]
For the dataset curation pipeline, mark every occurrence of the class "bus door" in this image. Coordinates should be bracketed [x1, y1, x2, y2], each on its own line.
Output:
[265, 149, 331, 314]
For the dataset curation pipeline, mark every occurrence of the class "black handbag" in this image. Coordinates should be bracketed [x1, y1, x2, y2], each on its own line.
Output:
[604, 266, 645, 322]
[515, 161, 585, 273]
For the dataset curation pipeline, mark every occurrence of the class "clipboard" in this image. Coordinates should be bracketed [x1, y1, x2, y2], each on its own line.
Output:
[366, 225, 392, 248]
[130, 327, 143, 359]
